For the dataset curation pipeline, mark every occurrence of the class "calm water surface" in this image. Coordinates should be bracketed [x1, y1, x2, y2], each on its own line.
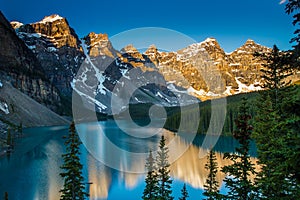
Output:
[0, 120, 257, 200]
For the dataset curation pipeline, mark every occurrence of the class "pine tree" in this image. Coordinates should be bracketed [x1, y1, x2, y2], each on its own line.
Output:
[284, 0, 300, 187]
[142, 151, 159, 200]
[179, 183, 189, 200]
[256, 45, 291, 108]
[286, 0, 300, 72]
[6, 128, 11, 146]
[221, 98, 256, 200]
[4, 192, 8, 200]
[254, 41, 300, 198]
[203, 150, 221, 200]
[156, 135, 173, 200]
[60, 122, 89, 200]
[285, 0, 300, 46]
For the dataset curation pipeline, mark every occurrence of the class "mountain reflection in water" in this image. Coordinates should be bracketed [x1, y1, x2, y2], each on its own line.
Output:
[0, 120, 258, 200]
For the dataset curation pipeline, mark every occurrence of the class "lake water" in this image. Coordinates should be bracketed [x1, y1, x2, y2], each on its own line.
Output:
[0, 120, 258, 200]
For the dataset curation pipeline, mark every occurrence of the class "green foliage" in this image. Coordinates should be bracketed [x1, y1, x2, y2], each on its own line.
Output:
[285, 0, 300, 45]
[60, 122, 89, 200]
[156, 135, 174, 200]
[203, 150, 221, 200]
[222, 98, 256, 200]
[255, 45, 292, 108]
[254, 90, 300, 199]
[142, 151, 159, 200]
[253, 42, 300, 198]
[164, 92, 258, 136]
[179, 183, 189, 200]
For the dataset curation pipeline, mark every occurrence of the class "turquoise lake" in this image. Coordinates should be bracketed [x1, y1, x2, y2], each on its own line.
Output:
[0, 120, 257, 200]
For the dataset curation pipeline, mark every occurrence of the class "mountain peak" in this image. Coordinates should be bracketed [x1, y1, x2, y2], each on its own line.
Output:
[234, 39, 269, 53]
[86, 32, 109, 41]
[84, 32, 116, 57]
[145, 44, 158, 54]
[122, 44, 139, 54]
[244, 39, 257, 45]
[200, 37, 220, 48]
[39, 14, 64, 23]
[148, 44, 157, 49]
[10, 21, 24, 29]
[204, 37, 217, 43]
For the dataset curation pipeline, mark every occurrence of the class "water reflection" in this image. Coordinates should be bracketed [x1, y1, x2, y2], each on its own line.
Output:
[0, 121, 258, 200]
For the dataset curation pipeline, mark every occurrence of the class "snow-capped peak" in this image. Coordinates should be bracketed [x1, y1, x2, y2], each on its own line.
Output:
[203, 37, 217, 43]
[40, 14, 64, 23]
[10, 21, 23, 29]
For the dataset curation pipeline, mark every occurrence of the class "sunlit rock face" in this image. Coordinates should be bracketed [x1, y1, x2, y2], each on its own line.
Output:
[9, 13, 300, 114]
[10, 14, 85, 97]
[84, 32, 117, 58]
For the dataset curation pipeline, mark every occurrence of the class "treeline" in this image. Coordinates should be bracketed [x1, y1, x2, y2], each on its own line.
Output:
[164, 92, 259, 135]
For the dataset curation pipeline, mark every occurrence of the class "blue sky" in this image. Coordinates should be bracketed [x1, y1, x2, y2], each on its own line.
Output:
[1, 0, 295, 52]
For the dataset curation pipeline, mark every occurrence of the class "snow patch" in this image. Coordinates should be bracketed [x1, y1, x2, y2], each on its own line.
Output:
[120, 68, 130, 79]
[27, 45, 36, 50]
[0, 102, 9, 115]
[47, 47, 58, 52]
[11, 21, 23, 29]
[40, 15, 63, 23]
[223, 86, 233, 96]
[167, 83, 188, 94]
[156, 92, 171, 103]
[235, 77, 263, 94]
[188, 87, 220, 97]
[187, 87, 206, 96]
[71, 40, 108, 111]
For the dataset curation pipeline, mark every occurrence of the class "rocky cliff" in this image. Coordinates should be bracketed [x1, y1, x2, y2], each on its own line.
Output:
[12, 14, 85, 97]
[0, 12, 61, 112]
[8, 13, 300, 114]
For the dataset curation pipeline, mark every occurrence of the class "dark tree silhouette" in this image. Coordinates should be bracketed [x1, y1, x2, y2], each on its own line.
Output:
[203, 150, 221, 200]
[4, 192, 8, 200]
[60, 122, 89, 200]
[179, 183, 189, 200]
[156, 135, 174, 200]
[222, 98, 256, 199]
[142, 151, 159, 200]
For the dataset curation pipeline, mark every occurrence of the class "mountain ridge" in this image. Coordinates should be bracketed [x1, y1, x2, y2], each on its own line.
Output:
[5, 13, 300, 114]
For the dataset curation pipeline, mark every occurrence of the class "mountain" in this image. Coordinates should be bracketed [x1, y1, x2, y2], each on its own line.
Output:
[0, 81, 69, 127]
[72, 33, 198, 115]
[8, 13, 300, 115]
[0, 12, 69, 135]
[11, 14, 85, 97]
[0, 12, 61, 112]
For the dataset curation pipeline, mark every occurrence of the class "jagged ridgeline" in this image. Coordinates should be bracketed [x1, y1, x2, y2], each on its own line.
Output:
[2, 13, 300, 120]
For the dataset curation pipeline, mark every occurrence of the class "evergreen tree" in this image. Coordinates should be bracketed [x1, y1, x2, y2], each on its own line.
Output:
[203, 150, 221, 200]
[60, 122, 89, 200]
[4, 192, 8, 200]
[179, 183, 189, 200]
[253, 94, 287, 198]
[254, 42, 300, 198]
[156, 135, 173, 200]
[221, 98, 256, 200]
[142, 151, 159, 200]
[254, 91, 300, 199]
[6, 128, 11, 146]
[256, 45, 291, 108]
[285, 0, 300, 46]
